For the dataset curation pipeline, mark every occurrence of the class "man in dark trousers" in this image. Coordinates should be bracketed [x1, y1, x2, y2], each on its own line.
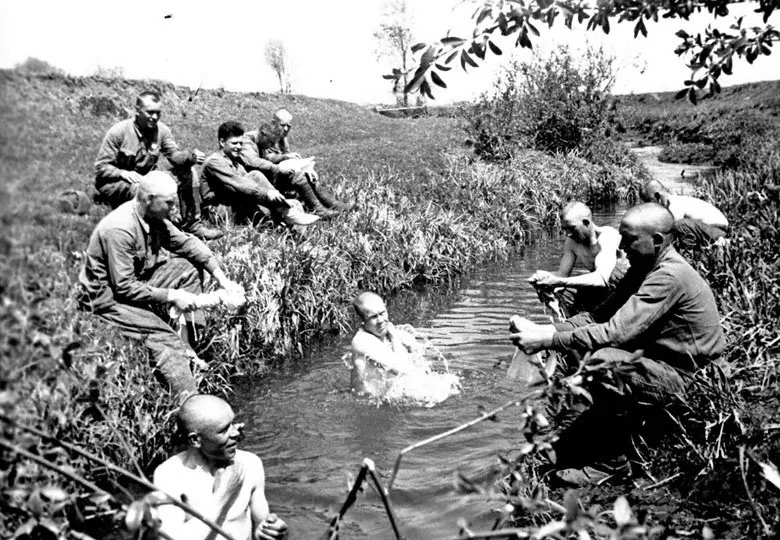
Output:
[94, 89, 222, 240]
[510, 203, 725, 485]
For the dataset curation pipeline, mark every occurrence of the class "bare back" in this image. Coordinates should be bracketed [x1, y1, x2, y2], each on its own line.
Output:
[668, 195, 728, 228]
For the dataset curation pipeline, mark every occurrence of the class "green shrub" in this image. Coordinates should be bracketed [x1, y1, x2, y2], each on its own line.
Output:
[461, 46, 619, 162]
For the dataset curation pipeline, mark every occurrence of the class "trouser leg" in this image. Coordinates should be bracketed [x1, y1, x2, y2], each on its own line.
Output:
[89, 301, 198, 402]
[673, 219, 727, 250]
[146, 257, 205, 327]
[170, 165, 200, 225]
[551, 347, 686, 469]
[95, 180, 137, 209]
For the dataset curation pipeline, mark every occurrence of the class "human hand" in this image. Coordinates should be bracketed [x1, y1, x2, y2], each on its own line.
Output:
[508, 316, 554, 354]
[121, 171, 144, 185]
[254, 514, 287, 540]
[168, 289, 199, 312]
[266, 189, 286, 205]
[191, 149, 206, 165]
[284, 152, 302, 160]
[528, 270, 559, 287]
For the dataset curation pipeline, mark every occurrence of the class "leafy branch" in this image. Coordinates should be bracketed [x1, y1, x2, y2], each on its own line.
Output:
[404, 0, 779, 102]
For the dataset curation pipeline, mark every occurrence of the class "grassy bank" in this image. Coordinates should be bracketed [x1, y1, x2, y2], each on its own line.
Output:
[0, 71, 644, 538]
[616, 80, 780, 166]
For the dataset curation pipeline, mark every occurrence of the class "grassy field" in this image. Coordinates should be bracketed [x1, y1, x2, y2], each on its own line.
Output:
[0, 70, 644, 539]
[616, 79, 780, 166]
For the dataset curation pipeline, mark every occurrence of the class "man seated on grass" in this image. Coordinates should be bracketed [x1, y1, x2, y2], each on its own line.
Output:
[154, 394, 287, 540]
[200, 121, 318, 227]
[509, 203, 724, 486]
[528, 201, 627, 317]
[94, 89, 221, 241]
[639, 179, 729, 249]
[77, 172, 243, 402]
[350, 292, 419, 394]
[241, 108, 353, 219]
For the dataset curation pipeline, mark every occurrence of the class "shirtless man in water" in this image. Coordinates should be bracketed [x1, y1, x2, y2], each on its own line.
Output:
[153, 394, 287, 540]
[529, 201, 626, 317]
[639, 179, 729, 248]
[350, 292, 419, 393]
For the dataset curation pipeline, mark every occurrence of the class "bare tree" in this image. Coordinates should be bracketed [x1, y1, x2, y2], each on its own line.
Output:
[264, 39, 292, 94]
[375, 0, 415, 107]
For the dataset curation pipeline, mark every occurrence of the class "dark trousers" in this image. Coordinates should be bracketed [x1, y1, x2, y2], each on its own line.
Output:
[674, 218, 727, 250]
[552, 347, 687, 469]
[78, 258, 203, 401]
[200, 170, 277, 224]
[95, 165, 202, 227]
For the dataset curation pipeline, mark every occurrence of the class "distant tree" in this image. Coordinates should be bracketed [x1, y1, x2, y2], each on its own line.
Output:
[13, 57, 65, 75]
[405, 0, 779, 103]
[264, 39, 292, 94]
[375, 0, 415, 107]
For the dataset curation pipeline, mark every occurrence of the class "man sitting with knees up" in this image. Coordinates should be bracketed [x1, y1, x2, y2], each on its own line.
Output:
[77, 172, 242, 402]
[201, 121, 318, 228]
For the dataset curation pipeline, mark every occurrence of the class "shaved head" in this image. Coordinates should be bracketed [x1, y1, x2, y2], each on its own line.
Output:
[639, 180, 669, 203]
[137, 171, 177, 199]
[621, 202, 675, 235]
[354, 291, 383, 319]
[178, 394, 233, 434]
[561, 201, 592, 222]
[273, 108, 292, 124]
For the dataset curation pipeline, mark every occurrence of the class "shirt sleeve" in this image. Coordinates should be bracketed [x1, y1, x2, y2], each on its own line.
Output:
[161, 220, 219, 274]
[158, 124, 193, 168]
[203, 157, 271, 200]
[102, 228, 169, 304]
[552, 267, 681, 352]
[241, 138, 281, 176]
[94, 125, 126, 181]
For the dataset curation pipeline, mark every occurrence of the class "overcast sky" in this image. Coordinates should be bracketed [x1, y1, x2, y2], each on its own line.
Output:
[1, 0, 778, 104]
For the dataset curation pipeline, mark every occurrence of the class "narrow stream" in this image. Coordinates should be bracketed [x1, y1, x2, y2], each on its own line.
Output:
[236, 147, 710, 539]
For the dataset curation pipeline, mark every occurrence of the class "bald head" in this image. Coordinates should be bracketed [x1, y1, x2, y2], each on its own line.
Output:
[639, 180, 669, 203]
[354, 291, 383, 319]
[178, 394, 233, 435]
[274, 108, 292, 123]
[561, 201, 592, 222]
[621, 202, 675, 235]
[137, 171, 177, 199]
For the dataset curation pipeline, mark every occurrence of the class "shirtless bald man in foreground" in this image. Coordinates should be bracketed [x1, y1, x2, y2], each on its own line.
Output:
[640, 179, 729, 248]
[153, 395, 287, 540]
[529, 201, 626, 317]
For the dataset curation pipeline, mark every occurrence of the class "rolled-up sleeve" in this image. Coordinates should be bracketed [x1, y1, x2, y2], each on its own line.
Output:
[103, 229, 169, 304]
[552, 269, 680, 351]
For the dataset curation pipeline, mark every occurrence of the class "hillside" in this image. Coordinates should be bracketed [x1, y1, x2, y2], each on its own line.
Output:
[614, 79, 780, 164]
[0, 70, 462, 225]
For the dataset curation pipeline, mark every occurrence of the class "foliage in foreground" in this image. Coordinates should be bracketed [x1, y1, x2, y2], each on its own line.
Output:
[404, 0, 779, 103]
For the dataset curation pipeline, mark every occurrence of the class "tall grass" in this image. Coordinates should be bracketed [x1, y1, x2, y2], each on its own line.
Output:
[0, 71, 644, 538]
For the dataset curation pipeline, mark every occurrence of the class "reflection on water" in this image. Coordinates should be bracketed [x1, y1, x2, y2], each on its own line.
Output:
[236, 147, 699, 539]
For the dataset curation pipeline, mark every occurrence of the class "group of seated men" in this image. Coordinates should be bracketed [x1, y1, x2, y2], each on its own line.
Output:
[94, 89, 353, 239]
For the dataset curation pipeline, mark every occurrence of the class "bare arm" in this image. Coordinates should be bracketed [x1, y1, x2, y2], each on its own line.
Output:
[352, 330, 411, 375]
[557, 231, 619, 288]
[250, 458, 287, 540]
[529, 240, 576, 286]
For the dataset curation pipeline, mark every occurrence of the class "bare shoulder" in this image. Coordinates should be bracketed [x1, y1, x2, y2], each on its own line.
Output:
[153, 451, 190, 483]
[598, 226, 621, 246]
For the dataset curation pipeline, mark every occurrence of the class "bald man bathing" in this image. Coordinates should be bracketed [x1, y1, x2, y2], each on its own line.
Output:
[510, 203, 724, 485]
[350, 292, 420, 393]
[77, 172, 242, 400]
[529, 201, 627, 317]
[640, 179, 729, 249]
[154, 394, 287, 540]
